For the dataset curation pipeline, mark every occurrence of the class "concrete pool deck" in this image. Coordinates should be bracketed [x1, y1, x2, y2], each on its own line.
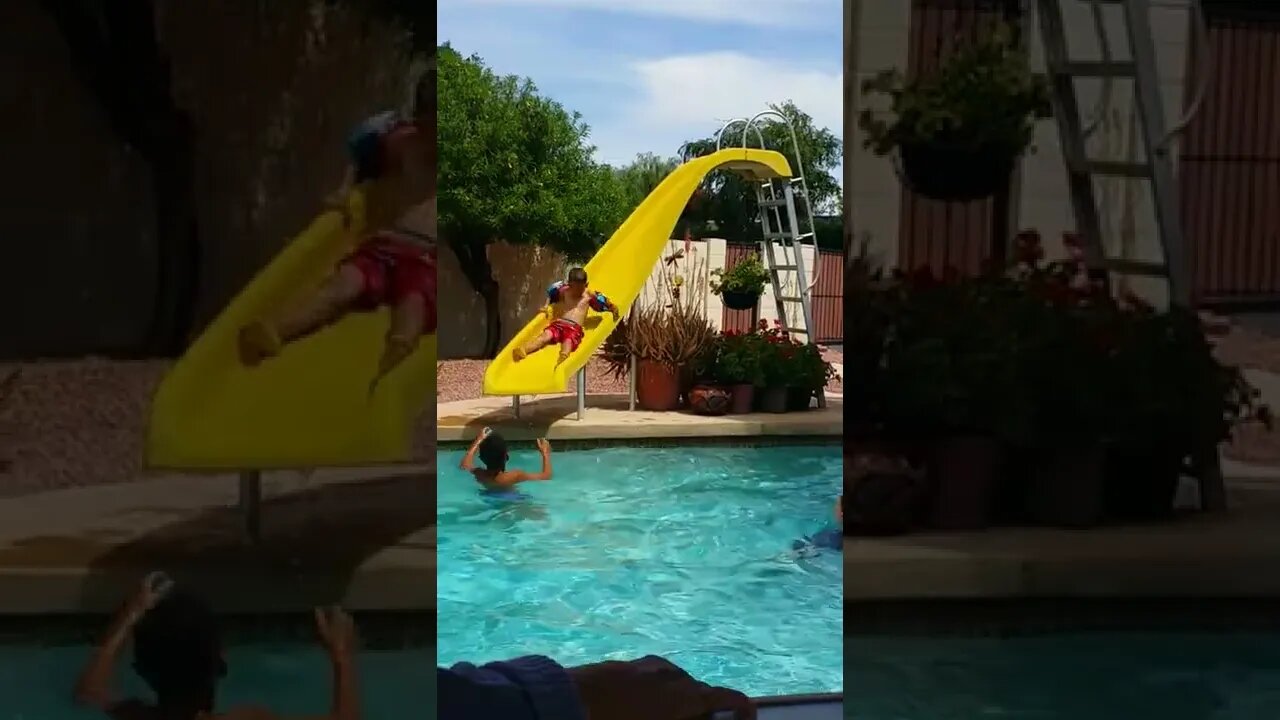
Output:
[0, 465, 436, 614]
[436, 392, 844, 441]
[846, 461, 1280, 601]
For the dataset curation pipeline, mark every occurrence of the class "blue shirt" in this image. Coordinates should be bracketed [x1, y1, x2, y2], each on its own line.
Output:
[437, 655, 585, 720]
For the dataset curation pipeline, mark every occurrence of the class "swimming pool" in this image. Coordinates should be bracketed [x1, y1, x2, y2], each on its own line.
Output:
[437, 442, 843, 697]
[846, 632, 1280, 719]
[0, 639, 433, 719]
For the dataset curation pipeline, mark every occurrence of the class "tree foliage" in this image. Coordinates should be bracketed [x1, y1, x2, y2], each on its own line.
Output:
[679, 102, 842, 249]
[614, 152, 681, 212]
[437, 45, 630, 355]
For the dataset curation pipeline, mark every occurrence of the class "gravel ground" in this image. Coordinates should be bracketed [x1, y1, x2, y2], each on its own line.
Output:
[1213, 325, 1280, 465]
[0, 358, 435, 497]
[436, 347, 846, 404]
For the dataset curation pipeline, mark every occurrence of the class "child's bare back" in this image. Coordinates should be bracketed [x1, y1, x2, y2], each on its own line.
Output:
[460, 430, 553, 491]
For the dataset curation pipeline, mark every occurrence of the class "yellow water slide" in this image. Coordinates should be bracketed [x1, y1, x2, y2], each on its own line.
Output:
[483, 148, 792, 396]
[146, 188, 435, 470]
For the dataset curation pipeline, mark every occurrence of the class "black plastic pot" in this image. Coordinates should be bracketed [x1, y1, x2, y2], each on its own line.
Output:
[899, 142, 1017, 202]
[720, 290, 761, 311]
[1105, 445, 1184, 521]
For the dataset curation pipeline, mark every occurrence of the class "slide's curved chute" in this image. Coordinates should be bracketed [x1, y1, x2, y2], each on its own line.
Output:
[483, 148, 792, 396]
[146, 188, 435, 470]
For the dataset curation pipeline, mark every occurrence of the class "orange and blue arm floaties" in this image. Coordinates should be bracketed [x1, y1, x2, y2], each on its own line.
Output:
[546, 281, 613, 313]
[346, 110, 419, 182]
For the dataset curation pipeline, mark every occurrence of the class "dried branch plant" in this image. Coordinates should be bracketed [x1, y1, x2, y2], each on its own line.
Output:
[600, 241, 717, 377]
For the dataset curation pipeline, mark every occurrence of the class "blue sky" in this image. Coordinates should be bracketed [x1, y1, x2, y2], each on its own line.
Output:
[438, 0, 843, 173]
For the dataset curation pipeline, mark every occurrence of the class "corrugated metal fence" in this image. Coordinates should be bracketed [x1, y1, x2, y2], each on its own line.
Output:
[1180, 4, 1280, 302]
[719, 243, 844, 344]
[898, 0, 1021, 275]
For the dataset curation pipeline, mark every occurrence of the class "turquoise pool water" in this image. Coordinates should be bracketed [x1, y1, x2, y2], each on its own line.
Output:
[437, 443, 843, 697]
[847, 633, 1280, 719]
[0, 642, 432, 719]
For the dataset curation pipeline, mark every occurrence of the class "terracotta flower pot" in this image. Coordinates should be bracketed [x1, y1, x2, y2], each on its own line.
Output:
[729, 383, 755, 414]
[636, 359, 680, 411]
[930, 435, 1002, 531]
[720, 290, 760, 311]
[1027, 445, 1106, 528]
[688, 384, 731, 416]
[760, 385, 788, 413]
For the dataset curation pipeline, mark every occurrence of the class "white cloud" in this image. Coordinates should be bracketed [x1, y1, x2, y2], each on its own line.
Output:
[457, 0, 835, 27]
[591, 51, 842, 165]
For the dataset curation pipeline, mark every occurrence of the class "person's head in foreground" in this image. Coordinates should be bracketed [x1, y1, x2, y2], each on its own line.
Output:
[479, 431, 509, 471]
[567, 267, 588, 293]
[132, 590, 226, 716]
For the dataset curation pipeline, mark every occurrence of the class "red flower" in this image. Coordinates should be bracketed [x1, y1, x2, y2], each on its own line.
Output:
[1014, 229, 1044, 265]
[1062, 232, 1086, 263]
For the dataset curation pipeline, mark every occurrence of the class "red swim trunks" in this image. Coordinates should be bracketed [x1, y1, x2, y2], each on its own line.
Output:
[343, 232, 437, 334]
[546, 319, 585, 352]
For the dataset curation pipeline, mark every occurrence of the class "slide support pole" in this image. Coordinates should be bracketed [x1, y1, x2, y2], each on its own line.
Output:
[238, 470, 262, 544]
[628, 354, 637, 411]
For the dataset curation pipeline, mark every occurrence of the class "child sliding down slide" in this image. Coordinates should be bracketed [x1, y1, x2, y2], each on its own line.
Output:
[237, 104, 437, 394]
[513, 267, 619, 366]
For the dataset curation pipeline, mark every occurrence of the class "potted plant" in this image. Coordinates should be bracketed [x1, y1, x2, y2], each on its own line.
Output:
[857, 24, 1051, 202]
[601, 302, 717, 412]
[711, 255, 771, 311]
[712, 329, 765, 414]
[755, 320, 798, 413]
[789, 341, 836, 411]
[1106, 302, 1267, 520]
[999, 230, 1112, 527]
[878, 270, 1022, 530]
[687, 335, 731, 415]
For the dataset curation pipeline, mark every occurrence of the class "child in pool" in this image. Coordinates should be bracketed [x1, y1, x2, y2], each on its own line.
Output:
[513, 267, 619, 366]
[795, 495, 843, 552]
[237, 60, 437, 394]
[460, 428, 553, 491]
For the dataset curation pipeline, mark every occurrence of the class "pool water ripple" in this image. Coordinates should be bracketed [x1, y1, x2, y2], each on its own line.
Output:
[437, 444, 843, 697]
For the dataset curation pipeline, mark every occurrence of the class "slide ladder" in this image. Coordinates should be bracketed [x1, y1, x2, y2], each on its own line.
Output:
[1035, 0, 1189, 302]
[1037, 0, 1223, 509]
[717, 113, 827, 409]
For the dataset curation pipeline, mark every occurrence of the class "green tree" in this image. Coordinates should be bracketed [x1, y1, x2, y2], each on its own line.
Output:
[679, 102, 842, 248]
[438, 45, 629, 356]
[614, 153, 681, 211]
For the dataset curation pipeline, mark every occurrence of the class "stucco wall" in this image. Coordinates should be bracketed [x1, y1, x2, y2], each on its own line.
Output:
[0, 1, 158, 357]
[437, 241, 569, 358]
[0, 0, 413, 359]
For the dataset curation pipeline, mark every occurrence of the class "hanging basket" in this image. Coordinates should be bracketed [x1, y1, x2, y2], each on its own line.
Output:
[720, 290, 761, 311]
[898, 142, 1017, 203]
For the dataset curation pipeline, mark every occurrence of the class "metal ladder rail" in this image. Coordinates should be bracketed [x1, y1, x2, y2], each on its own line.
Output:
[1034, 0, 1190, 303]
[716, 117, 804, 331]
[1037, 0, 1222, 510]
[742, 112, 824, 339]
[756, 181, 818, 340]
[756, 179, 797, 329]
[742, 111, 826, 408]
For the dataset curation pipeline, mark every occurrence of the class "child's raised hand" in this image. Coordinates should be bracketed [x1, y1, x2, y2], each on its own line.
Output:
[481, 427, 493, 438]
[536, 438, 551, 455]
